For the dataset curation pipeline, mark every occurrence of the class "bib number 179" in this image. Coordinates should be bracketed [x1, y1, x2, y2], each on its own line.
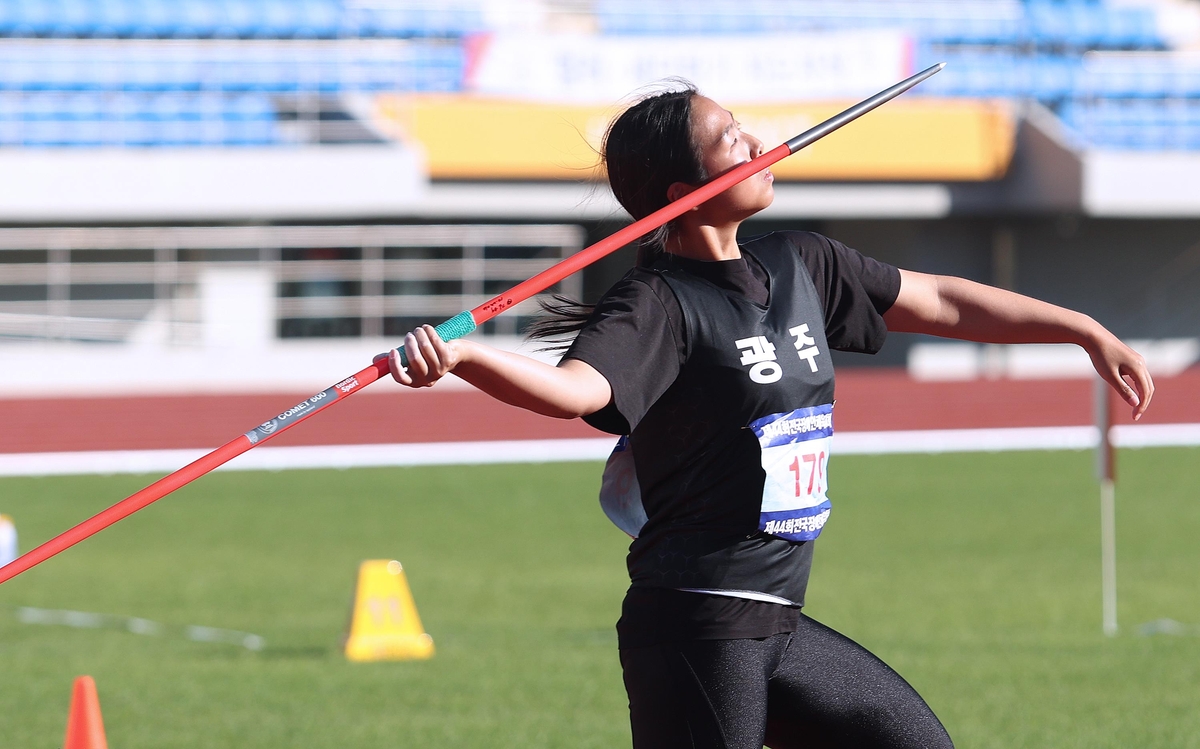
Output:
[788, 451, 826, 497]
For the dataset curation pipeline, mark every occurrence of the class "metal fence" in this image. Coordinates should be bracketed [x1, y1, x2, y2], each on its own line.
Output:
[0, 224, 585, 344]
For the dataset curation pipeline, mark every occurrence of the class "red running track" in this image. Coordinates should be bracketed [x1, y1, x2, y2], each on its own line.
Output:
[1, 368, 1197, 455]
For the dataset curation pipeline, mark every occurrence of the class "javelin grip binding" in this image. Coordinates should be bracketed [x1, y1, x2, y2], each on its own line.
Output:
[395, 309, 478, 367]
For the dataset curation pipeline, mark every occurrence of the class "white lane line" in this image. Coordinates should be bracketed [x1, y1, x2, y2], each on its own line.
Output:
[0, 425, 1196, 478]
[14, 606, 265, 650]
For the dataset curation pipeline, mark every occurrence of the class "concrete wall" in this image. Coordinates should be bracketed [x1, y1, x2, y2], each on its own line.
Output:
[576, 215, 1200, 369]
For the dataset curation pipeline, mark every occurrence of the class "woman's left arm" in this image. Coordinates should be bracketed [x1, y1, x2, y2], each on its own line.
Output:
[882, 269, 1154, 420]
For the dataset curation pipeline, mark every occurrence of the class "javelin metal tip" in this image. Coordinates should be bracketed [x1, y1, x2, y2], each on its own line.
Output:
[783, 62, 945, 153]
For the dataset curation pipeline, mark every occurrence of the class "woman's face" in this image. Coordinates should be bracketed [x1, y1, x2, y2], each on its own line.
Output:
[684, 95, 774, 219]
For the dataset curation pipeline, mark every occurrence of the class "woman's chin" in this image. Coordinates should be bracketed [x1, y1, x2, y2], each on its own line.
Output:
[755, 188, 775, 214]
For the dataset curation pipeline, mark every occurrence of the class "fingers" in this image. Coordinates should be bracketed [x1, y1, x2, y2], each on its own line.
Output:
[1096, 340, 1155, 421]
[1122, 362, 1155, 421]
[387, 325, 453, 388]
[387, 347, 412, 385]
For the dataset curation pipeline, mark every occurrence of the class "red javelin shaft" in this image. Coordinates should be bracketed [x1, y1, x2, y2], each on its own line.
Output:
[0, 63, 942, 586]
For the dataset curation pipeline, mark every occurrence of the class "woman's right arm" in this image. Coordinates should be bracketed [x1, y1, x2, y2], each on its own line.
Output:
[378, 324, 613, 420]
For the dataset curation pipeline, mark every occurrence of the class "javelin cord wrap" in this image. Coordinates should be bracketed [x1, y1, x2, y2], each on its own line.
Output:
[396, 310, 478, 367]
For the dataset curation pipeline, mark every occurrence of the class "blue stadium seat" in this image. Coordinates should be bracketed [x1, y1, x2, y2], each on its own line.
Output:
[0, 47, 27, 90]
[52, 0, 99, 38]
[174, 0, 223, 38]
[19, 93, 66, 146]
[920, 51, 1029, 99]
[0, 1, 17, 37]
[7, 1, 57, 37]
[3, 50, 58, 91]
[61, 91, 107, 145]
[224, 94, 278, 145]
[1099, 7, 1157, 49]
[94, 0, 138, 38]
[191, 92, 226, 144]
[1063, 3, 1108, 50]
[369, 6, 432, 38]
[1168, 64, 1200, 98]
[258, 56, 302, 93]
[1070, 99, 1194, 151]
[1028, 1, 1074, 48]
[1031, 55, 1078, 101]
[1131, 100, 1172, 149]
[81, 51, 125, 90]
[63, 90, 106, 118]
[212, 0, 264, 39]
[939, 9, 1019, 46]
[118, 48, 166, 91]
[1184, 101, 1200, 149]
[144, 93, 193, 146]
[294, 0, 340, 39]
[1080, 60, 1136, 99]
[224, 92, 273, 120]
[414, 44, 464, 92]
[257, 0, 299, 40]
[132, 0, 180, 38]
[0, 93, 19, 145]
[119, 99, 160, 147]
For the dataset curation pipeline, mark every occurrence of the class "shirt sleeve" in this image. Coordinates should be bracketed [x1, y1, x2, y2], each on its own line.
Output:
[561, 271, 685, 435]
[787, 231, 900, 355]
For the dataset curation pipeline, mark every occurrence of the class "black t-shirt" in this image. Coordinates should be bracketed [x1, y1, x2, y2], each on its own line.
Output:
[569, 231, 899, 436]
[564, 231, 901, 647]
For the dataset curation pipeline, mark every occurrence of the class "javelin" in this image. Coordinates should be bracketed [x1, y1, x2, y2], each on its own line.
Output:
[0, 62, 944, 586]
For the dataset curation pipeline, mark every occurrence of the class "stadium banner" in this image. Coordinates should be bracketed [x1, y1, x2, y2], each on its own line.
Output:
[373, 95, 1016, 182]
[462, 31, 914, 103]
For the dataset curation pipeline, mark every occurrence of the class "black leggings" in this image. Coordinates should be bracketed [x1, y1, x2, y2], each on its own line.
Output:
[620, 614, 954, 749]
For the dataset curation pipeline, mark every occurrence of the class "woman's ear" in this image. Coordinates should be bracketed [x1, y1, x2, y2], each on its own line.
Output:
[666, 181, 698, 207]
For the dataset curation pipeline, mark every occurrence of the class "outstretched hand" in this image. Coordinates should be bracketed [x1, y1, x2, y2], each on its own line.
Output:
[1088, 333, 1154, 420]
[372, 324, 462, 388]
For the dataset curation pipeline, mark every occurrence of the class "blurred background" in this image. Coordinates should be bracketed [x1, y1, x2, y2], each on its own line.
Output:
[0, 0, 1198, 460]
[2, 5, 1199, 748]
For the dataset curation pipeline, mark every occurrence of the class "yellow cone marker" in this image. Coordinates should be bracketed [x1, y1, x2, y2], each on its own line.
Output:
[343, 559, 434, 662]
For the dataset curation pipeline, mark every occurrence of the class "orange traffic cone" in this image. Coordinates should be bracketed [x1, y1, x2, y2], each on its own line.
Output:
[63, 676, 108, 749]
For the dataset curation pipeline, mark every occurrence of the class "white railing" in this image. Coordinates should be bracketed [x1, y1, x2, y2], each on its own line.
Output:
[0, 224, 585, 344]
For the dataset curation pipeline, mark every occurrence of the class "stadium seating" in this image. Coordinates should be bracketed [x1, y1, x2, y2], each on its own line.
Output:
[0, 39, 463, 146]
[594, 0, 1162, 50]
[0, 90, 281, 146]
[0, 0, 486, 40]
[0, 1, 1196, 151]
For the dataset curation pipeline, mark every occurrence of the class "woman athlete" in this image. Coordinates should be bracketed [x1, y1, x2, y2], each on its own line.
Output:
[382, 86, 1154, 748]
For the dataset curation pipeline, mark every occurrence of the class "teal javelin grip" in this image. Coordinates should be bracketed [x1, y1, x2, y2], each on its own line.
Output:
[395, 310, 478, 367]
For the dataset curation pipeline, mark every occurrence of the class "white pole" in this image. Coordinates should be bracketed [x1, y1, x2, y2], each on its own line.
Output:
[1100, 478, 1118, 637]
[1094, 375, 1117, 637]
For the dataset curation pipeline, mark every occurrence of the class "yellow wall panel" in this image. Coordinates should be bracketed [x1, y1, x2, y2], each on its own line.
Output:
[375, 95, 1015, 182]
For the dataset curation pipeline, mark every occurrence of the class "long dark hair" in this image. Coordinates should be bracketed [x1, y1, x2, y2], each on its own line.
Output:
[527, 82, 706, 346]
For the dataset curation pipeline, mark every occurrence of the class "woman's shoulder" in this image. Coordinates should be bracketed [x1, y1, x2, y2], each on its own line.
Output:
[741, 230, 837, 257]
[595, 265, 678, 309]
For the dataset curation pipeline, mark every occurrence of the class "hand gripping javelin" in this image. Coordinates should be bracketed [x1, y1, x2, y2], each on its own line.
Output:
[0, 63, 944, 586]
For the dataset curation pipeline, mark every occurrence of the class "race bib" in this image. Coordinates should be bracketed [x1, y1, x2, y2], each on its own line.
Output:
[749, 404, 833, 542]
[598, 435, 648, 538]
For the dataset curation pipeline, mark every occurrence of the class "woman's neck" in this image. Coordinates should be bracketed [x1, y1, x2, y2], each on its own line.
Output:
[665, 222, 742, 262]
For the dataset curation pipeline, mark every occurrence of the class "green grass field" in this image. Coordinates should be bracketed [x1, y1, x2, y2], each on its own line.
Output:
[1, 448, 1198, 748]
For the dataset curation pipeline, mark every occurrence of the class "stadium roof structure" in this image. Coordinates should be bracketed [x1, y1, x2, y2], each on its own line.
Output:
[950, 102, 1200, 218]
